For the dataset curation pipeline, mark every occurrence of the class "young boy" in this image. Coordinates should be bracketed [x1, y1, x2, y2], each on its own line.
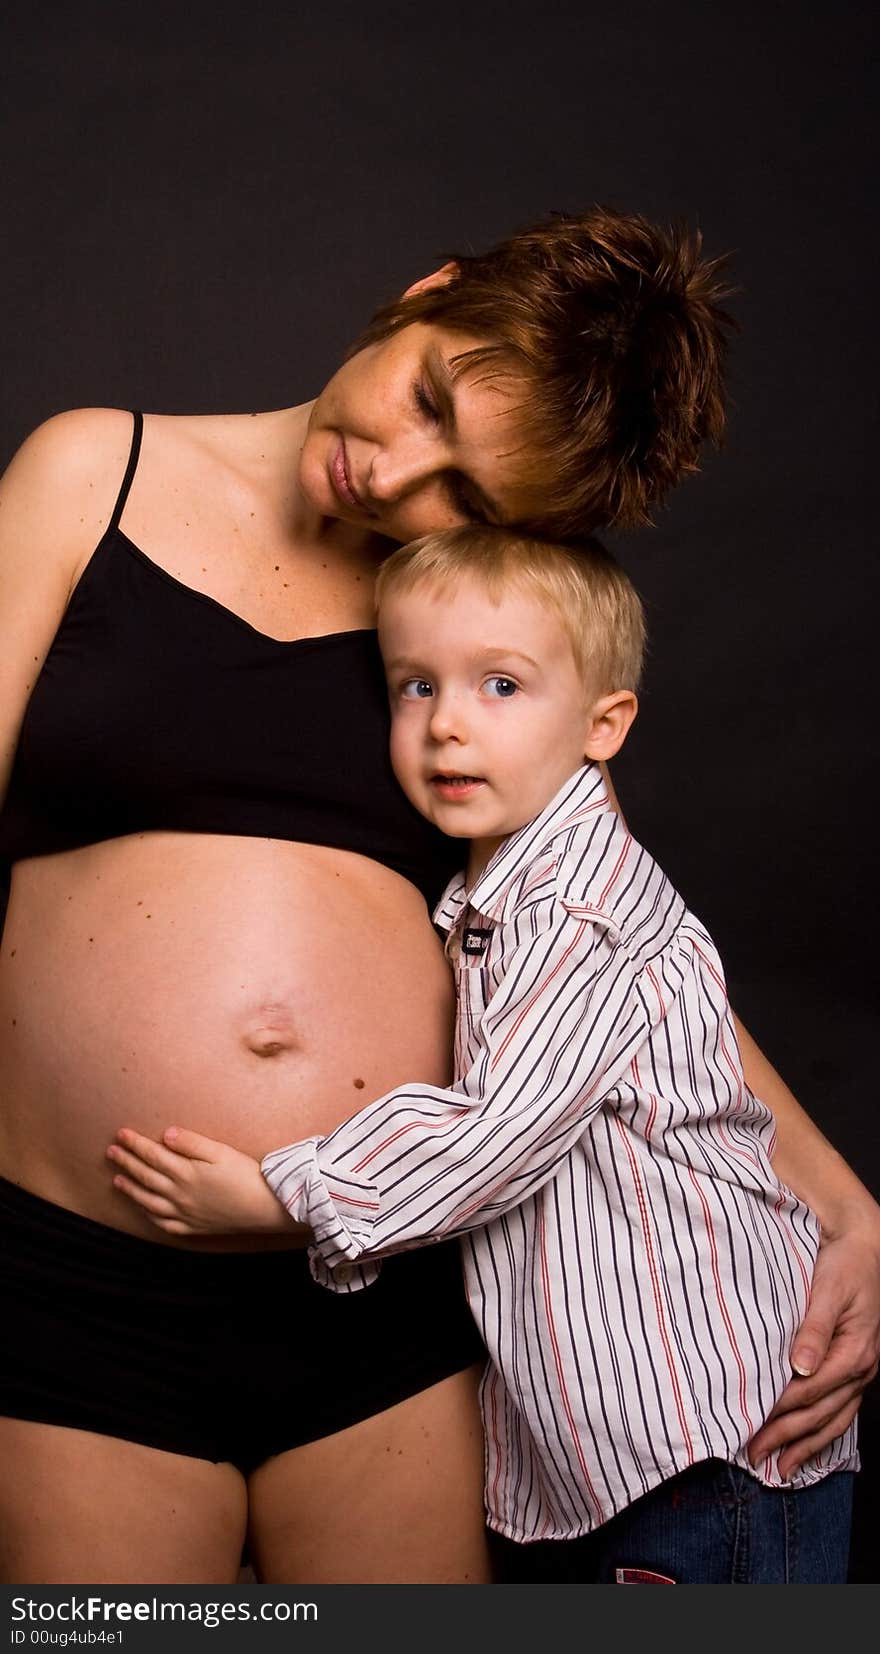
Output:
[109, 527, 856, 1583]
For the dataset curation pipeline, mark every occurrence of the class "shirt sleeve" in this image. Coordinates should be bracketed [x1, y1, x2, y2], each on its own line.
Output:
[262, 898, 653, 1284]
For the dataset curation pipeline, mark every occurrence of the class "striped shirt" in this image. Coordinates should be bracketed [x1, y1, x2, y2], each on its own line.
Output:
[263, 763, 858, 1540]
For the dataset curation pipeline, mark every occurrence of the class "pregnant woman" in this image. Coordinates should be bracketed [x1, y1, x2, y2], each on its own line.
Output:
[1, 207, 877, 1584]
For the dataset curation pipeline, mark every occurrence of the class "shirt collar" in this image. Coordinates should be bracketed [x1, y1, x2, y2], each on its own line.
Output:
[433, 762, 611, 933]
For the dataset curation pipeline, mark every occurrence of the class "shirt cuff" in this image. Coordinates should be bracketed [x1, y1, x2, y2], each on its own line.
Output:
[261, 1136, 382, 1291]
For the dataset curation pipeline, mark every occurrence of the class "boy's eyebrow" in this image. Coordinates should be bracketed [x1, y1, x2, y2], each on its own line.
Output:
[426, 345, 505, 525]
[382, 654, 429, 674]
[477, 646, 541, 670]
[383, 647, 542, 673]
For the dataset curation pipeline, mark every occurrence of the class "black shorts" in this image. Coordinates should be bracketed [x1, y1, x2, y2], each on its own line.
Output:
[0, 1175, 485, 1476]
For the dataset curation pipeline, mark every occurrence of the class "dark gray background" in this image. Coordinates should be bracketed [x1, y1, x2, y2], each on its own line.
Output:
[2, 0, 877, 1581]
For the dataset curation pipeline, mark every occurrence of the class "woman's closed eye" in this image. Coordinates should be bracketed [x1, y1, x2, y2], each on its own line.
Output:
[414, 379, 441, 423]
[483, 676, 519, 699]
[446, 475, 483, 524]
[413, 380, 485, 524]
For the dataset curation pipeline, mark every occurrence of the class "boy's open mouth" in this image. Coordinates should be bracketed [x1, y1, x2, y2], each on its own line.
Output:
[430, 774, 485, 796]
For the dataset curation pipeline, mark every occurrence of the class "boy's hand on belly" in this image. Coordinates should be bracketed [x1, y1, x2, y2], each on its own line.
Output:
[106, 1125, 303, 1236]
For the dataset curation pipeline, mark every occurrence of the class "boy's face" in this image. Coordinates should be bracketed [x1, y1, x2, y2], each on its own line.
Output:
[380, 575, 635, 879]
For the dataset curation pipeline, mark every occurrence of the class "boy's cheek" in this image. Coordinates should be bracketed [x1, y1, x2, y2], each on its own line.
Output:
[388, 726, 422, 800]
[388, 720, 407, 769]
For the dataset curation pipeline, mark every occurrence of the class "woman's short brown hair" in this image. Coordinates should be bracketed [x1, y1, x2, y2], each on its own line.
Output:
[352, 207, 733, 537]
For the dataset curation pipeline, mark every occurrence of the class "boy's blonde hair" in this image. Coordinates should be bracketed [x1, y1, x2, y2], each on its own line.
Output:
[375, 526, 646, 695]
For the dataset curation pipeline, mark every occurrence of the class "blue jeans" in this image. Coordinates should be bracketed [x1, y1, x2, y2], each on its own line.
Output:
[489, 1460, 854, 1584]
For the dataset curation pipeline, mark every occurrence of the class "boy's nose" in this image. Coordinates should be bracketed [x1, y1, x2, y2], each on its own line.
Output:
[428, 696, 467, 743]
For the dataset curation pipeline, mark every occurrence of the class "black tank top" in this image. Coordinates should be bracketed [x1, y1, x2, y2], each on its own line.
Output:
[0, 412, 458, 906]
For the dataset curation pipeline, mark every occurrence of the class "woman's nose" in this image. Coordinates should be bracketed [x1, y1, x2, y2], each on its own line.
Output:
[369, 437, 443, 503]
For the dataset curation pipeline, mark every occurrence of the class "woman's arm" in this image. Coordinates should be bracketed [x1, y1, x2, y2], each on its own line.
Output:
[734, 1016, 880, 1477]
[603, 760, 880, 1471]
[0, 409, 135, 803]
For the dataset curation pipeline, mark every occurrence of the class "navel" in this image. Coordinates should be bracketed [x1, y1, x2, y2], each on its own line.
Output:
[240, 1001, 300, 1059]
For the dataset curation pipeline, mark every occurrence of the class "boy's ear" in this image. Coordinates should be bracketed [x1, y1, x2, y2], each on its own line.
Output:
[402, 262, 459, 300]
[583, 691, 638, 762]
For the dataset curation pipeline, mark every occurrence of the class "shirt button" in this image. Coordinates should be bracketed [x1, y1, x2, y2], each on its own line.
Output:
[335, 1265, 352, 1284]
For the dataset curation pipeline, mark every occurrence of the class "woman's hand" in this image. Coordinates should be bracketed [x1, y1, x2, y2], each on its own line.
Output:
[749, 1222, 880, 1477]
[107, 1125, 302, 1236]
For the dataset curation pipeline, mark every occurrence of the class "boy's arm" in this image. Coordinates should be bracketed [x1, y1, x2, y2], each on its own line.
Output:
[262, 905, 647, 1276]
[107, 1127, 309, 1238]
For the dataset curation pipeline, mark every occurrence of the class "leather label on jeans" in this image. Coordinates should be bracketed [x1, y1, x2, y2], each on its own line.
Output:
[615, 1566, 676, 1584]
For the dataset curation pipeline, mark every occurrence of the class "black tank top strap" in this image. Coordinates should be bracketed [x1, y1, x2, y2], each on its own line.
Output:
[106, 411, 144, 534]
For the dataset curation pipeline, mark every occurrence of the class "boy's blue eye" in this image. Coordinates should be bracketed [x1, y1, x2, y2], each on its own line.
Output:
[400, 679, 434, 699]
[484, 676, 519, 699]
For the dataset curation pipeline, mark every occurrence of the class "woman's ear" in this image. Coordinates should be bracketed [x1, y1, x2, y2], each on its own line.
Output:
[402, 262, 459, 299]
[583, 691, 638, 762]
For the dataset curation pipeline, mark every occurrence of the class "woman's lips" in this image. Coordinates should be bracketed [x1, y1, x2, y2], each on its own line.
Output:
[330, 438, 364, 511]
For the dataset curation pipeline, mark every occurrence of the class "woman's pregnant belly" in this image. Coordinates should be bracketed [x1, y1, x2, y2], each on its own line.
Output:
[0, 833, 455, 1242]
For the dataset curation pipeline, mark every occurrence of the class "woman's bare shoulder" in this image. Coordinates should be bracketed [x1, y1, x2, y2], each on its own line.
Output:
[6, 406, 287, 475]
[3, 407, 137, 514]
[1, 407, 297, 552]
[0, 408, 143, 586]
[9, 404, 136, 469]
